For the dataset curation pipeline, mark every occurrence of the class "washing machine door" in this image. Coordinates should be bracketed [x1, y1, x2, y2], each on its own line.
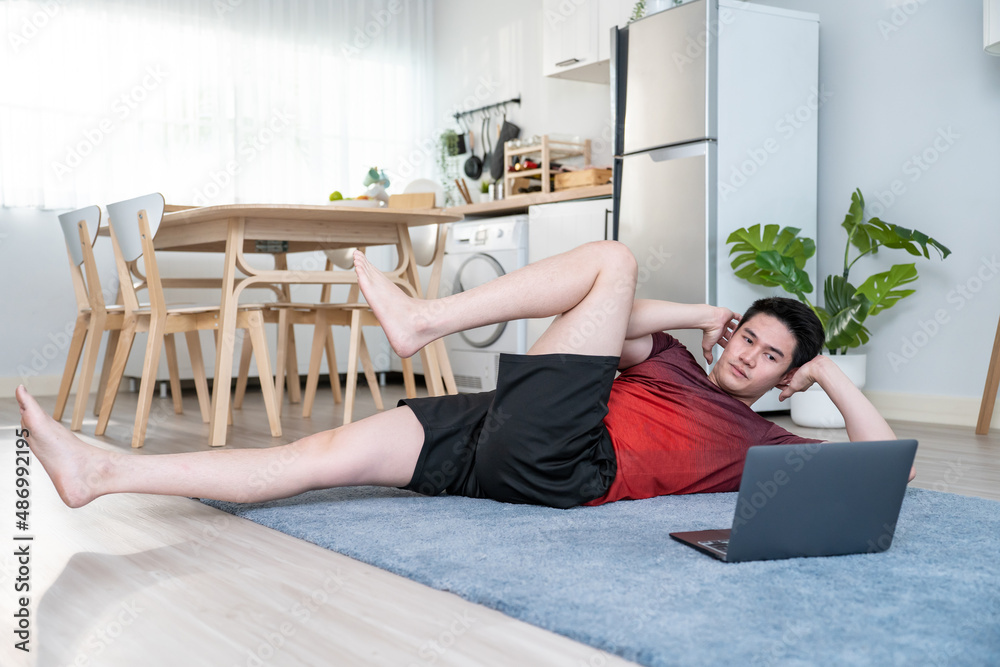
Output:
[453, 253, 506, 348]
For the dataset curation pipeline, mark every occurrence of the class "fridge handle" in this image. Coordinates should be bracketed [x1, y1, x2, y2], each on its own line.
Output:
[604, 207, 612, 241]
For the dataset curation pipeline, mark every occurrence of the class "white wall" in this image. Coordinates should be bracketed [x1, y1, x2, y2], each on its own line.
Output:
[0, 207, 91, 395]
[431, 0, 617, 192]
[748, 0, 1000, 412]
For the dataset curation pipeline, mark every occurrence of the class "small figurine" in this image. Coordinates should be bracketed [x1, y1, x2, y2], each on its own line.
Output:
[362, 167, 390, 204]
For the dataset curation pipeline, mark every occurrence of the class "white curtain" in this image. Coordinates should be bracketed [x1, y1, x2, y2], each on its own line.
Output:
[0, 0, 434, 209]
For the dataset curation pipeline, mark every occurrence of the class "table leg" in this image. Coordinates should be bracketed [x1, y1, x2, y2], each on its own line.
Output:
[401, 356, 417, 398]
[434, 338, 457, 395]
[273, 253, 302, 403]
[397, 228, 445, 397]
[208, 218, 243, 448]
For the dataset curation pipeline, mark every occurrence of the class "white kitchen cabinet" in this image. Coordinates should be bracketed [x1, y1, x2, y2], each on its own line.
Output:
[543, 0, 631, 84]
[526, 197, 613, 349]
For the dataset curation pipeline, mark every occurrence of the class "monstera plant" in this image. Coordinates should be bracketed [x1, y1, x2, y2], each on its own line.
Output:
[726, 189, 951, 354]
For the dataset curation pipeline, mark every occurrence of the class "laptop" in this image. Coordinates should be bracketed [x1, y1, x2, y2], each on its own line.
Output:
[670, 440, 918, 563]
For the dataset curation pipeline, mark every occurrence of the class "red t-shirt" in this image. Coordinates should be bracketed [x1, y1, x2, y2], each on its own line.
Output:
[586, 332, 823, 506]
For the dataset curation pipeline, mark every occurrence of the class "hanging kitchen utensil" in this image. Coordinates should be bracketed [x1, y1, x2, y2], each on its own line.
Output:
[455, 116, 467, 155]
[481, 112, 493, 179]
[490, 107, 520, 181]
[463, 119, 482, 179]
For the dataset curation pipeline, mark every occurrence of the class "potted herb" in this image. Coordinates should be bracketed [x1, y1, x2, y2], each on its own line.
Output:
[438, 130, 460, 206]
[726, 189, 951, 427]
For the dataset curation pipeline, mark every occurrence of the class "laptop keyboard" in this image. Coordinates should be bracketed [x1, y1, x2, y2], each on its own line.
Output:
[698, 539, 730, 555]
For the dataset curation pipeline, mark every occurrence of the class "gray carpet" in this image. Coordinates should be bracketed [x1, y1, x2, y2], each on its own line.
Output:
[202, 487, 1000, 666]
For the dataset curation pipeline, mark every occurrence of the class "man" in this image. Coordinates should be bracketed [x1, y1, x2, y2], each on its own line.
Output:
[16, 241, 907, 511]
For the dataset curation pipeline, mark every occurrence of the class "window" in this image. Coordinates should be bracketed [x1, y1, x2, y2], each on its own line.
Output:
[0, 0, 434, 209]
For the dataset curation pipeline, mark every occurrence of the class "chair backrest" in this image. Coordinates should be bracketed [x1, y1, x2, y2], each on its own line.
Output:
[325, 247, 356, 269]
[409, 225, 438, 268]
[106, 193, 165, 263]
[57, 206, 104, 312]
[106, 193, 166, 313]
[57, 205, 101, 268]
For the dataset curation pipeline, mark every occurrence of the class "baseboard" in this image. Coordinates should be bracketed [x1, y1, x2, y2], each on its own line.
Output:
[0, 374, 65, 398]
[864, 390, 999, 429]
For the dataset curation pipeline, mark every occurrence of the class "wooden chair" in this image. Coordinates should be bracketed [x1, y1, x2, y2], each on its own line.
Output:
[54, 206, 205, 432]
[976, 313, 1000, 434]
[54, 206, 120, 429]
[245, 193, 456, 426]
[232, 248, 389, 425]
[94, 193, 282, 448]
[301, 248, 389, 424]
[298, 198, 458, 423]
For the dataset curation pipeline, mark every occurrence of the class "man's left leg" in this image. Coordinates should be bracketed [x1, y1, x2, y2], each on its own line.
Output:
[16, 385, 425, 508]
[354, 240, 638, 359]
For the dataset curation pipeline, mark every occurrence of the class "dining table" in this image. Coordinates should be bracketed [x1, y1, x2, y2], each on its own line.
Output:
[149, 203, 464, 447]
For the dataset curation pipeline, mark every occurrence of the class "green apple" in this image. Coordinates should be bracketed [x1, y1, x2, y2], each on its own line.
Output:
[329, 190, 343, 201]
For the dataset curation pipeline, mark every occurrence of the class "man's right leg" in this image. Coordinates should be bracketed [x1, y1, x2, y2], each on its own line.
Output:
[355, 240, 638, 359]
[16, 385, 425, 508]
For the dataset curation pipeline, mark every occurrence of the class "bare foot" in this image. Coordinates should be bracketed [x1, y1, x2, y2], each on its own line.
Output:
[353, 250, 434, 358]
[16, 385, 116, 508]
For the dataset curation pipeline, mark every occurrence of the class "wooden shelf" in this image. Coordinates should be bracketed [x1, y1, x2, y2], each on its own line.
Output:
[445, 184, 612, 218]
[505, 140, 588, 160]
[504, 135, 591, 196]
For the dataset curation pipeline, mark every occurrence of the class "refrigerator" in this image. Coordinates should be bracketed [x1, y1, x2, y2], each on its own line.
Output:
[611, 0, 820, 412]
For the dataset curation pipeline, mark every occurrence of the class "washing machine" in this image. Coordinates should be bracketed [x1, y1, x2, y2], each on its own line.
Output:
[441, 215, 528, 392]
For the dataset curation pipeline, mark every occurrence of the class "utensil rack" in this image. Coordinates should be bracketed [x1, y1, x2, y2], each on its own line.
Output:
[503, 135, 592, 196]
[453, 96, 521, 122]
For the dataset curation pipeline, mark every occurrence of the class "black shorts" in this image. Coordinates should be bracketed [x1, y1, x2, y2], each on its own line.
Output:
[398, 353, 619, 509]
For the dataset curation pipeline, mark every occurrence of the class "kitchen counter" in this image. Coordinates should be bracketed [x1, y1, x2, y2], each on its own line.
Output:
[447, 184, 612, 218]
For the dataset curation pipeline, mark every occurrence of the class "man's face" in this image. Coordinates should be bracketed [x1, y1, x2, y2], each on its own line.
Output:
[707, 313, 798, 406]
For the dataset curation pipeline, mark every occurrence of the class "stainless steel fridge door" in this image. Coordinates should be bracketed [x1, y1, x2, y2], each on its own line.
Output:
[617, 142, 716, 364]
[623, 0, 717, 155]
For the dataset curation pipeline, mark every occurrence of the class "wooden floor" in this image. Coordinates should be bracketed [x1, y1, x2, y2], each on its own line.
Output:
[1, 381, 997, 667]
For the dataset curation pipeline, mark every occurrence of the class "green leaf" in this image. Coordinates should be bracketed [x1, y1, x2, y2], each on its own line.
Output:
[855, 263, 918, 316]
[755, 251, 814, 295]
[726, 224, 815, 297]
[843, 197, 952, 262]
[841, 189, 872, 254]
[822, 275, 871, 351]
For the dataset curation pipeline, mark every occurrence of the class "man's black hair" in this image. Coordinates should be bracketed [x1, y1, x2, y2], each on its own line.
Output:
[736, 297, 825, 370]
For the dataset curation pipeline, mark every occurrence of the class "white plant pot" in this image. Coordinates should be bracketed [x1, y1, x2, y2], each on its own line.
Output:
[790, 353, 867, 429]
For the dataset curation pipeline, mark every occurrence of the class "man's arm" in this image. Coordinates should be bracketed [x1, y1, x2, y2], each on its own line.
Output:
[778, 356, 914, 481]
[778, 356, 894, 441]
[618, 300, 740, 369]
